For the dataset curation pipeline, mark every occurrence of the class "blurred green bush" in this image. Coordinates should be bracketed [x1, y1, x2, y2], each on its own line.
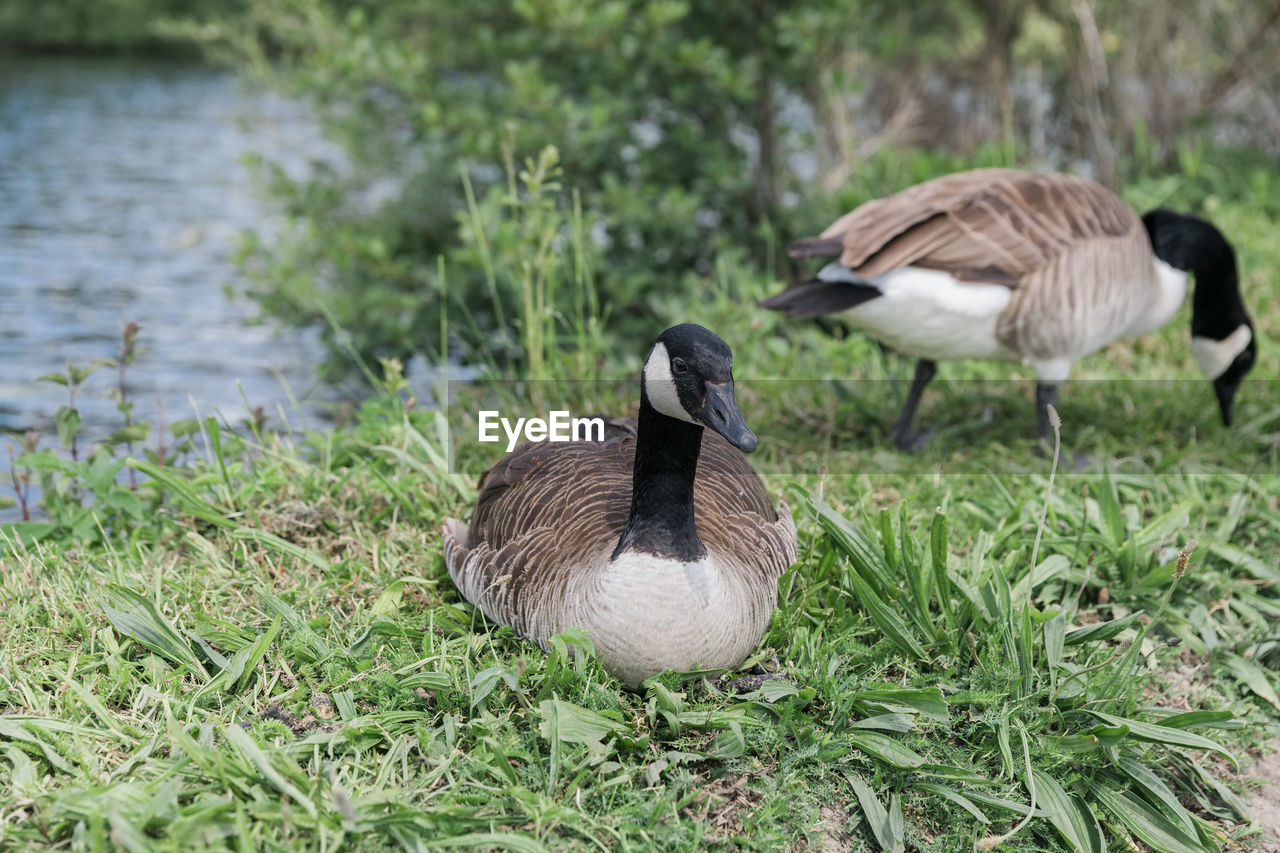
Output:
[87, 0, 1280, 374]
[0, 0, 241, 51]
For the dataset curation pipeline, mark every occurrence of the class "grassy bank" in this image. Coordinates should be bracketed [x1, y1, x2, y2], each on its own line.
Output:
[3, 302, 1280, 850]
[3, 156, 1280, 849]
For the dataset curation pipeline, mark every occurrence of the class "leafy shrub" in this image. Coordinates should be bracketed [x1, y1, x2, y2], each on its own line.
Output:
[207, 0, 1280, 377]
[0, 0, 242, 50]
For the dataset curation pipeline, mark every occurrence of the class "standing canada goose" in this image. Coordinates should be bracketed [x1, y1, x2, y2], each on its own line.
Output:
[442, 324, 797, 688]
[761, 168, 1256, 448]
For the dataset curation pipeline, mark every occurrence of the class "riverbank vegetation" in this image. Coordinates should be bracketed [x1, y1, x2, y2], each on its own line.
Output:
[0, 0, 242, 52]
[201, 0, 1280, 374]
[3, 166, 1279, 847]
[4, 0, 1280, 850]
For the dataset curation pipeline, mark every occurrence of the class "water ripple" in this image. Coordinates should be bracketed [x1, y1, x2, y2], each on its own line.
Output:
[0, 55, 346, 445]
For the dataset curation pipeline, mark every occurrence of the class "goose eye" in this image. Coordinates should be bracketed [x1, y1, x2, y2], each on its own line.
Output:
[671, 357, 688, 375]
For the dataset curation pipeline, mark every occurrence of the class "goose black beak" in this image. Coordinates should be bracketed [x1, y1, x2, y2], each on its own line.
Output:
[1213, 375, 1239, 427]
[696, 381, 758, 452]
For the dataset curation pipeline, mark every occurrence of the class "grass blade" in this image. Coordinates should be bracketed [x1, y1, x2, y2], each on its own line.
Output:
[196, 616, 281, 698]
[845, 773, 904, 853]
[713, 722, 746, 758]
[1153, 711, 1238, 730]
[849, 731, 925, 769]
[1096, 468, 1126, 550]
[914, 782, 990, 824]
[222, 725, 318, 819]
[849, 687, 948, 722]
[1044, 613, 1066, 690]
[930, 508, 954, 633]
[259, 592, 329, 660]
[899, 505, 937, 642]
[813, 498, 895, 599]
[537, 699, 629, 749]
[1065, 612, 1143, 646]
[101, 585, 209, 679]
[1030, 768, 1104, 853]
[1214, 651, 1280, 712]
[1094, 783, 1211, 853]
[846, 571, 928, 660]
[1086, 711, 1237, 768]
[127, 459, 234, 529]
[1114, 758, 1196, 835]
[960, 789, 1049, 817]
[231, 528, 330, 572]
[428, 833, 545, 852]
[851, 714, 916, 733]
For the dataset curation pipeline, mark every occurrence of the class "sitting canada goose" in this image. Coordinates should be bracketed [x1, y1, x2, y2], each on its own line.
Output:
[761, 168, 1256, 448]
[442, 324, 797, 688]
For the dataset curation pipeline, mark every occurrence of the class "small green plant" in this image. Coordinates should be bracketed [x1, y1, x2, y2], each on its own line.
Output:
[38, 355, 114, 463]
[3, 323, 200, 545]
[3, 431, 38, 520]
[452, 141, 610, 386]
[111, 321, 148, 488]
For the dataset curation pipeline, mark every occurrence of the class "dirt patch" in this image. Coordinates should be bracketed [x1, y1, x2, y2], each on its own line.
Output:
[683, 773, 763, 842]
[1250, 745, 1280, 852]
[813, 804, 854, 853]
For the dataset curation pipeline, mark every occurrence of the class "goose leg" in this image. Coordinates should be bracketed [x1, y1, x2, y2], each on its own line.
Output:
[1035, 383, 1058, 442]
[891, 359, 937, 450]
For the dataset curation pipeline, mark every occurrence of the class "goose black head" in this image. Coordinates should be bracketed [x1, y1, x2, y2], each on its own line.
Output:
[641, 323, 758, 452]
[1142, 208, 1256, 426]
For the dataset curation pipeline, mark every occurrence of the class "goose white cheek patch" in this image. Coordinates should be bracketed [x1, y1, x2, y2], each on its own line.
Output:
[1191, 325, 1252, 380]
[643, 342, 698, 424]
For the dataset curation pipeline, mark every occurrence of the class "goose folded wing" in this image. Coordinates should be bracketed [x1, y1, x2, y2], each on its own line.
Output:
[471, 432, 634, 548]
[699, 505, 797, 583]
[789, 170, 1138, 287]
[694, 432, 780, 520]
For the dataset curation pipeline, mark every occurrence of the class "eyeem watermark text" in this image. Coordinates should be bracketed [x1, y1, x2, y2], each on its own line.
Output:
[478, 411, 605, 452]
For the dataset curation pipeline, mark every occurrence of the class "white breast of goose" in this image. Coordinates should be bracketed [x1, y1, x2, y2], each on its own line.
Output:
[820, 264, 1017, 362]
[550, 547, 774, 686]
[1123, 259, 1189, 339]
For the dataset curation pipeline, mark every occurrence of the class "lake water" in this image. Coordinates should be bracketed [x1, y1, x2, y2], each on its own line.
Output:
[0, 55, 344, 451]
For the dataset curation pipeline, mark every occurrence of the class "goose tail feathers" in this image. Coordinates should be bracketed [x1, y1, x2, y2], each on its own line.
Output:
[442, 518, 471, 577]
[759, 279, 881, 318]
[787, 236, 845, 259]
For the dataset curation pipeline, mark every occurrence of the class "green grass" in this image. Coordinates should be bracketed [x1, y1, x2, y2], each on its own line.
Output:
[4, 336, 1280, 850]
[3, 168, 1280, 851]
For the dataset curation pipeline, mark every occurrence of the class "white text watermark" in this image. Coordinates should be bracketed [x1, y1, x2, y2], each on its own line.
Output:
[478, 410, 606, 452]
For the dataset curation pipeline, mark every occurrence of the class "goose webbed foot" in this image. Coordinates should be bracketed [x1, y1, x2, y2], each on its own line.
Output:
[891, 426, 933, 452]
[711, 654, 787, 695]
[718, 671, 789, 694]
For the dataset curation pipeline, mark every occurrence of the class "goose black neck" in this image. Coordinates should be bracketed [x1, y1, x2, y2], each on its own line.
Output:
[1142, 209, 1248, 339]
[612, 397, 707, 562]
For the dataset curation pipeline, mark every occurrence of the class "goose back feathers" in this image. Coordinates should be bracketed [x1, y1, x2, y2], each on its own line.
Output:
[443, 326, 796, 687]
